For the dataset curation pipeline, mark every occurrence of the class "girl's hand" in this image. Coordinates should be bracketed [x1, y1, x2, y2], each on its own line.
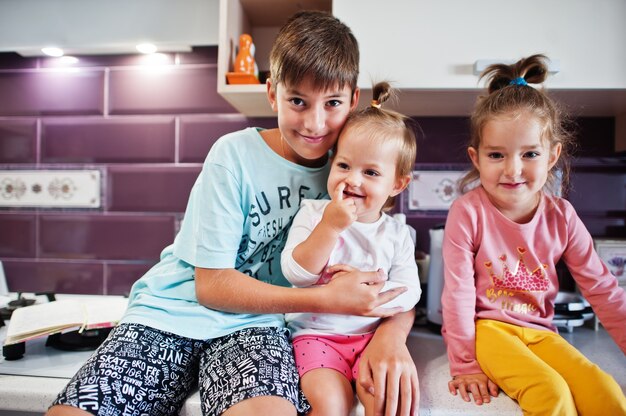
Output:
[358, 311, 419, 416]
[321, 182, 357, 233]
[321, 265, 406, 317]
[448, 373, 499, 405]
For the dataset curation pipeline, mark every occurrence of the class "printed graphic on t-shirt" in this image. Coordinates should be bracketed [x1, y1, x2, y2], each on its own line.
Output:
[236, 184, 324, 283]
[484, 246, 550, 314]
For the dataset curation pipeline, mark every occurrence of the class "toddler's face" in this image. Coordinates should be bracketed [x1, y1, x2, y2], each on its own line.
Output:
[328, 127, 408, 223]
[267, 76, 358, 168]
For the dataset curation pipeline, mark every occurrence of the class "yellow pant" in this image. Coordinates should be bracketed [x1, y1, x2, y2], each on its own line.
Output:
[475, 319, 626, 416]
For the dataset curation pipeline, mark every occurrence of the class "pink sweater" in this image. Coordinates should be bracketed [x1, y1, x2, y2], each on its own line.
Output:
[441, 187, 626, 376]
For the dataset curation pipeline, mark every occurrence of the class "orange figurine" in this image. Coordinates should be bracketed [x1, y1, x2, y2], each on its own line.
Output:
[227, 34, 260, 84]
[235, 34, 258, 75]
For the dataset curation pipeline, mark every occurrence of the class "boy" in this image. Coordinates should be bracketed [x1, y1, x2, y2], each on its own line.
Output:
[47, 11, 417, 416]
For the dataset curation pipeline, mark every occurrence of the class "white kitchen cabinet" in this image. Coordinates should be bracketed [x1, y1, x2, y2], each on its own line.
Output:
[0, 0, 220, 56]
[216, 0, 626, 142]
[332, 0, 626, 119]
[216, 0, 332, 116]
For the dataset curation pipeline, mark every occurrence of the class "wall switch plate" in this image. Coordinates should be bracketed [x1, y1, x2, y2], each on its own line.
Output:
[0, 170, 101, 208]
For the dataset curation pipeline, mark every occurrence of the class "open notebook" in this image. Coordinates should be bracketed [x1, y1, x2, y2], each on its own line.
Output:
[4, 297, 128, 346]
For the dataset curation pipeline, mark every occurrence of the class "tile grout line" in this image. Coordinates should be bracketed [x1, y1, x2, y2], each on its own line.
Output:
[103, 262, 108, 295]
[174, 117, 180, 164]
[103, 67, 110, 118]
[36, 117, 41, 259]
[35, 204, 40, 259]
[36, 117, 42, 165]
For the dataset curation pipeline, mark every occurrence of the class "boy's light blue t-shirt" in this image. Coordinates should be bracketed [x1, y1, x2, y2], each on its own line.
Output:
[122, 127, 330, 340]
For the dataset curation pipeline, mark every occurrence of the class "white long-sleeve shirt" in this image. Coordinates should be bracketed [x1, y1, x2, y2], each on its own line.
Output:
[282, 199, 421, 337]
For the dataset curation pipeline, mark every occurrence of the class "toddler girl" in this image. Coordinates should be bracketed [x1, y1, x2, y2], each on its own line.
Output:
[282, 82, 422, 416]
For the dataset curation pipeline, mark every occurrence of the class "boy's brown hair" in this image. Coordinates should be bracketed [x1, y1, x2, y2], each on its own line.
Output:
[269, 11, 359, 93]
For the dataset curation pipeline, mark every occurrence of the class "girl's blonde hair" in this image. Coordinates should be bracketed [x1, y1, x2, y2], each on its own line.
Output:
[458, 54, 575, 195]
[342, 81, 417, 210]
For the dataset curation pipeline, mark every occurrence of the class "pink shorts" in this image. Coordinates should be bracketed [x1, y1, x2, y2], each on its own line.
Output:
[292, 333, 374, 382]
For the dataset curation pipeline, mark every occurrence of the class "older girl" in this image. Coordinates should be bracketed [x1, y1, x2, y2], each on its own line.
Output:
[442, 54, 626, 415]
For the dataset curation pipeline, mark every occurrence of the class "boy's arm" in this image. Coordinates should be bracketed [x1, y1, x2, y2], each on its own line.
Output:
[195, 266, 406, 317]
[290, 182, 356, 275]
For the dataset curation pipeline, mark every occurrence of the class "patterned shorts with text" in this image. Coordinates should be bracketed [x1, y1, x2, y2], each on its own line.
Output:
[52, 323, 310, 416]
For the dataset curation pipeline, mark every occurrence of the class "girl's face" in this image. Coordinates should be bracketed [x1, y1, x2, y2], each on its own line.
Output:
[468, 112, 561, 223]
[267, 76, 359, 168]
[327, 126, 410, 223]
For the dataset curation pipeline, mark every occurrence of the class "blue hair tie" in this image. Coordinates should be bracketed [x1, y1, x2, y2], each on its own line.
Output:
[510, 77, 528, 86]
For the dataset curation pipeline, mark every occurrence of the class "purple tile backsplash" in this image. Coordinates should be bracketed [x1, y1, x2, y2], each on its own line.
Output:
[108, 66, 234, 115]
[39, 213, 176, 260]
[179, 114, 276, 163]
[0, 47, 228, 295]
[0, 213, 36, 258]
[106, 262, 155, 296]
[3, 259, 104, 294]
[0, 119, 37, 163]
[414, 117, 470, 164]
[107, 165, 201, 212]
[0, 70, 105, 116]
[42, 117, 176, 163]
[0, 46, 622, 296]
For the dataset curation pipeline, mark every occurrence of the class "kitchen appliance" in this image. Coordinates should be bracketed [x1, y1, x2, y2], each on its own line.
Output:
[553, 291, 595, 332]
[0, 261, 7, 296]
[426, 225, 445, 328]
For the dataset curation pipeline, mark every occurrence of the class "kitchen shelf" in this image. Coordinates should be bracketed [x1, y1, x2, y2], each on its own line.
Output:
[217, 0, 332, 117]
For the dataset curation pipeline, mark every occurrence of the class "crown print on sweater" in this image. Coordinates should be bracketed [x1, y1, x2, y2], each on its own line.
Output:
[485, 247, 549, 292]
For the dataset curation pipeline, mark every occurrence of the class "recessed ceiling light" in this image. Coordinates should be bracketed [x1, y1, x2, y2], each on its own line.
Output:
[41, 47, 64, 57]
[59, 56, 79, 65]
[136, 43, 158, 54]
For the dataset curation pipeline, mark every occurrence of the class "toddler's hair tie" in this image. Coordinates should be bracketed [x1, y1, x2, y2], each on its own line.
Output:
[510, 77, 528, 86]
[370, 99, 381, 109]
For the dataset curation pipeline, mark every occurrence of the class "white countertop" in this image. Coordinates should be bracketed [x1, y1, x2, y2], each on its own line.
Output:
[0, 322, 522, 416]
[1, 315, 624, 415]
